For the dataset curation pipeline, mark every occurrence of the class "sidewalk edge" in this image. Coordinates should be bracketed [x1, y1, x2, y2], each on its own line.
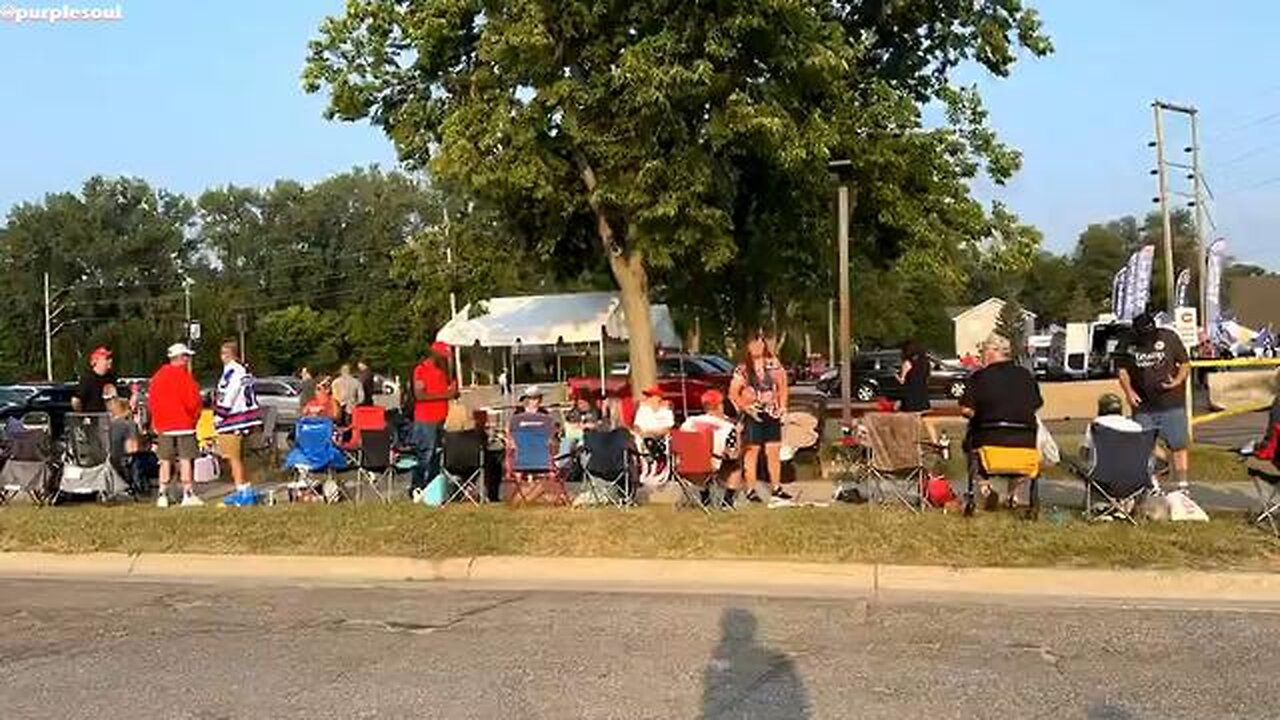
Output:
[0, 552, 1276, 603]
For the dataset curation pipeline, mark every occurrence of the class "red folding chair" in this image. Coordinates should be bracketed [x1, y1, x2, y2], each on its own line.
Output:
[671, 428, 716, 514]
[341, 405, 387, 451]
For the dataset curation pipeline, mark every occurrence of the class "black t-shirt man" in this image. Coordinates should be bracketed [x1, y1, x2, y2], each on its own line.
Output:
[76, 369, 120, 413]
[1117, 325, 1189, 411]
[960, 360, 1043, 449]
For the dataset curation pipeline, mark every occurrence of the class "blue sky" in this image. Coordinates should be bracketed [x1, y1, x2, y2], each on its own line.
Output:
[1, 1, 1276, 267]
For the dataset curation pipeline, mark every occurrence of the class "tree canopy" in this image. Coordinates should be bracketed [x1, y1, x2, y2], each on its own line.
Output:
[303, 0, 1053, 385]
[0, 169, 542, 381]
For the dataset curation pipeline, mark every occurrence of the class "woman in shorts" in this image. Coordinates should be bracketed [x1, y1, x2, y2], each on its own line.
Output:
[729, 331, 791, 503]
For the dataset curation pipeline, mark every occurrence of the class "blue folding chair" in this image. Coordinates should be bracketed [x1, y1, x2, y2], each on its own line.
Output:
[505, 412, 569, 505]
[282, 417, 348, 502]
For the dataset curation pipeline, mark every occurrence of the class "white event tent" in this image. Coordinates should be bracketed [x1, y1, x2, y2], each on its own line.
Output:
[436, 291, 679, 348]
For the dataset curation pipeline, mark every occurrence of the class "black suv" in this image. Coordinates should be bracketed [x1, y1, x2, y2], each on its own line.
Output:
[816, 350, 969, 403]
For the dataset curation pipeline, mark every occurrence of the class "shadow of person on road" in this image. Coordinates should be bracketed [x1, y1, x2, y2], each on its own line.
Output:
[701, 608, 810, 720]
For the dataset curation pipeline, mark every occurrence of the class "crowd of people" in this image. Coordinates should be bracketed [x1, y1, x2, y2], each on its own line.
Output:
[29, 304, 1280, 519]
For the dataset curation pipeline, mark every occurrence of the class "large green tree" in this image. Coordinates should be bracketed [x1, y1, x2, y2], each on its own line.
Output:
[0, 177, 194, 379]
[303, 0, 1051, 388]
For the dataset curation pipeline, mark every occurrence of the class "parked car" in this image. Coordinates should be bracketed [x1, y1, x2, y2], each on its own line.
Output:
[816, 350, 969, 403]
[0, 382, 77, 438]
[568, 353, 734, 418]
[247, 375, 302, 427]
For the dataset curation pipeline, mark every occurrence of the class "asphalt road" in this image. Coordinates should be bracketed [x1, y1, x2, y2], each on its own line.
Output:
[2, 579, 1279, 719]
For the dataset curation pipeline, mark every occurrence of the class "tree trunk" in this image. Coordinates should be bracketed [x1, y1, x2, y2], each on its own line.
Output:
[611, 252, 658, 394]
[578, 159, 658, 395]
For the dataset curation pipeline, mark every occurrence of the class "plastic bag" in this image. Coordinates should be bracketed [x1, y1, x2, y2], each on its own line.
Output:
[1165, 490, 1209, 522]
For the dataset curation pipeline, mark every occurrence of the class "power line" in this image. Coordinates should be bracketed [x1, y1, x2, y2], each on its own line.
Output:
[1208, 143, 1277, 168]
[1206, 110, 1280, 141]
[1224, 174, 1280, 194]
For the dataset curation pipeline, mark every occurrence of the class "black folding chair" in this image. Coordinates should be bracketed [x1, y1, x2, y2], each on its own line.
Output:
[443, 429, 486, 505]
[1069, 424, 1158, 525]
[355, 428, 395, 503]
[580, 428, 633, 507]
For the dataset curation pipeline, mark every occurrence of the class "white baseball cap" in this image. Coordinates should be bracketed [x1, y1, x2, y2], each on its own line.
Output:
[167, 342, 195, 358]
[519, 385, 544, 399]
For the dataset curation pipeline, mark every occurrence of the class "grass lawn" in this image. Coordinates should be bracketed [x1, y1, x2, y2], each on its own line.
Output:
[1, 503, 1277, 571]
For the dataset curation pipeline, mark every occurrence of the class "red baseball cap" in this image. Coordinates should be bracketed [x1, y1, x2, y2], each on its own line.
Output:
[430, 341, 451, 356]
[641, 384, 663, 397]
[89, 346, 112, 360]
[700, 389, 724, 407]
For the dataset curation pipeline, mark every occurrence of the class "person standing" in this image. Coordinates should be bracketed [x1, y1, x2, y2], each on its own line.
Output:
[148, 343, 203, 507]
[410, 341, 458, 500]
[72, 346, 121, 413]
[729, 331, 791, 504]
[215, 340, 263, 505]
[331, 364, 365, 420]
[896, 341, 931, 413]
[1116, 311, 1191, 491]
[298, 366, 316, 409]
[356, 359, 377, 407]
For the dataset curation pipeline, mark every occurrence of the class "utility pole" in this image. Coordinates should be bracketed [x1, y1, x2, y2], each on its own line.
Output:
[1188, 110, 1207, 332]
[183, 278, 192, 338]
[827, 299, 835, 367]
[443, 206, 463, 387]
[43, 272, 53, 382]
[236, 312, 248, 364]
[830, 159, 854, 429]
[42, 273, 68, 382]
[1152, 102, 1177, 314]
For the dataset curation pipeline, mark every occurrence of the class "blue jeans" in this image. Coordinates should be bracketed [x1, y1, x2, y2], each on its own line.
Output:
[410, 421, 443, 492]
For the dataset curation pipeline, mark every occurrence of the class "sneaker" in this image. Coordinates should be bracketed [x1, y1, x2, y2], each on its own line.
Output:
[180, 494, 205, 508]
[745, 490, 763, 504]
[156, 493, 169, 509]
[411, 487, 424, 504]
[771, 487, 794, 501]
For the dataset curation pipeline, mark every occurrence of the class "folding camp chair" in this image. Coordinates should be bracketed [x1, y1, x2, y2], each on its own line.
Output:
[505, 411, 570, 505]
[862, 413, 938, 511]
[1242, 420, 1280, 536]
[443, 429, 486, 505]
[355, 428, 395, 503]
[670, 428, 716, 514]
[340, 405, 387, 463]
[1067, 424, 1157, 525]
[246, 405, 280, 469]
[0, 412, 59, 505]
[58, 412, 127, 503]
[281, 416, 349, 503]
[578, 428, 633, 507]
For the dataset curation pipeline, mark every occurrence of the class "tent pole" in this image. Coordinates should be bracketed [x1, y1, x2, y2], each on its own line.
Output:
[599, 325, 607, 402]
[678, 345, 688, 419]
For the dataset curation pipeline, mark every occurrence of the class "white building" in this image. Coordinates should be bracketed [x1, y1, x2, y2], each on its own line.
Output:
[950, 298, 1036, 357]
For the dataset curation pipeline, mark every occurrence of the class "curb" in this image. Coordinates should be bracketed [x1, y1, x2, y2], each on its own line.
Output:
[0, 552, 1277, 604]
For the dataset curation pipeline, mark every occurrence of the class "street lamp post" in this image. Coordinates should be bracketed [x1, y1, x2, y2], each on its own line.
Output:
[829, 159, 854, 429]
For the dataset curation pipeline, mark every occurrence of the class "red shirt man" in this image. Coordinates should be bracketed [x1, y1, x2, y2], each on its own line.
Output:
[413, 341, 455, 423]
[407, 341, 458, 497]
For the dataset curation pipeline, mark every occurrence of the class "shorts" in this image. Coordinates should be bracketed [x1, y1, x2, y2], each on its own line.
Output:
[1134, 406, 1189, 451]
[217, 432, 245, 460]
[742, 415, 782, 446]
[156, 433, 198, 461]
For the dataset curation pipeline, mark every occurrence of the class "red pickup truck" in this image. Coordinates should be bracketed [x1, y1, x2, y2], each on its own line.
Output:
[567, 353, 734, 417]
